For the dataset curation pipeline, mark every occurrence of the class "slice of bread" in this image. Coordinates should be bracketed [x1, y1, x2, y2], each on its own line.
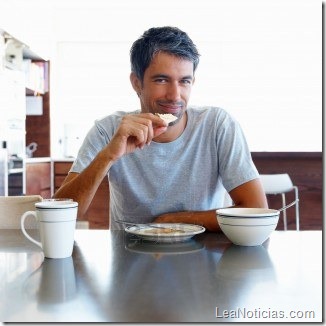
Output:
[155, 113, 178, 123]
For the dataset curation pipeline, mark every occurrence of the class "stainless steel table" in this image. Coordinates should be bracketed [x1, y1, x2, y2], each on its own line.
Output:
[0, 229, 322, 322]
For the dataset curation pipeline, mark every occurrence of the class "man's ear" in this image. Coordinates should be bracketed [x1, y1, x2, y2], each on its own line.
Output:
[130, 72, 142, 95]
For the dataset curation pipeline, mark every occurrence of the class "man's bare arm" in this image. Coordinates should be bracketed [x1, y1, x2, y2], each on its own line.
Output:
[53, 113, 168, 218]
[53, 149, 115, 218]
[154, 178, 268, 232]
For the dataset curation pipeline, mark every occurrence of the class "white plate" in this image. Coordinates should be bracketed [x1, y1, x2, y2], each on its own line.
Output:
[125, 223, 205, 243]
[217, 207, 279, 218]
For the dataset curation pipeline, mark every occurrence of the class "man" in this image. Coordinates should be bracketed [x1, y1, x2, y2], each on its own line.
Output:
[54, 26, 267, 231]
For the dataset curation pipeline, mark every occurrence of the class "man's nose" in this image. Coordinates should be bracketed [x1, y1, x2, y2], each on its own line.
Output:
[166, 82, 181, 101]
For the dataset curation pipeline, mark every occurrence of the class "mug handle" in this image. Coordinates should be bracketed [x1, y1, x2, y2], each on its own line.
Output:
[21, 211, 42, 248]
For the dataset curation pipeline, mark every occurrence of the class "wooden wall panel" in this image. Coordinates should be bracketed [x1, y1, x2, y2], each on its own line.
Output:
[252, 152, 322, 230]
[26, 91, 50, 157]
[26, 162, 51, 198]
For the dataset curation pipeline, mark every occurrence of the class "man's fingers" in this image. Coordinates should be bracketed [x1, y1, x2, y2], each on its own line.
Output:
[134, 114, 168, 144]
[122, 114, 167, 145]
[115, 113, 169, 153]
[153, 126, 168, 138]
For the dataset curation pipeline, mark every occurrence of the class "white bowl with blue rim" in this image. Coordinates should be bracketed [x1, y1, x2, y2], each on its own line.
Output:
[216, 208, 280, 246]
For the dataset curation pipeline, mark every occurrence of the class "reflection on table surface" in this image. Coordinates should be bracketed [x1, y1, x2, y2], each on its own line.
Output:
[0, 229, 322, 322]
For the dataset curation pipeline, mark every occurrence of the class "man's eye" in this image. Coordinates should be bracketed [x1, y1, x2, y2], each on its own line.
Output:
[155, 78, 167, 83]
[181, 79, 192, 85]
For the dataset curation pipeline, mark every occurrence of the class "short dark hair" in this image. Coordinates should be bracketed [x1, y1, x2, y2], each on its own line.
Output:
[130, 26, 200, 81]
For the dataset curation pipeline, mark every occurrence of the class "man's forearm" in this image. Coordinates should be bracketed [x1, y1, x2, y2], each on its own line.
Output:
[53, 150, 114, 218]
[154, 210, 220, 232]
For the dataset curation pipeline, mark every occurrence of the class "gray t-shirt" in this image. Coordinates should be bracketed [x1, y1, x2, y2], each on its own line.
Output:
[70, 106, 259, 229]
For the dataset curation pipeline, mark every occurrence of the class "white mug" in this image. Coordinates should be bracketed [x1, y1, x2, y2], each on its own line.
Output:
[21, 199, 78, 259]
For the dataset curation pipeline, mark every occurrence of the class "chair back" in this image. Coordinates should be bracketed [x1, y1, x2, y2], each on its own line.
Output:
[260, 174, 294, 194]
[0, 195, 43, 229]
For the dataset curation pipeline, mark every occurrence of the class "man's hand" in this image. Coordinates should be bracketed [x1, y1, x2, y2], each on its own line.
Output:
[106, 113, 168, 161]
[54, 113, 167, 218]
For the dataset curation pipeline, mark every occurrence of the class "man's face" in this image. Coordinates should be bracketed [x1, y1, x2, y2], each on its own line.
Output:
[133, 52, 195, 124]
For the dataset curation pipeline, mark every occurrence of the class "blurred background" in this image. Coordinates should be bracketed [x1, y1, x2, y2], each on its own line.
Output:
[0, 0, 322, 157]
